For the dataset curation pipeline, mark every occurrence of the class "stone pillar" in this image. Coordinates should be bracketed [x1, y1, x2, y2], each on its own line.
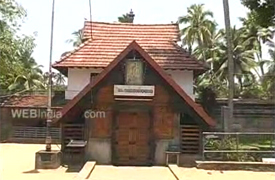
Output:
[35, 150, 61, 169]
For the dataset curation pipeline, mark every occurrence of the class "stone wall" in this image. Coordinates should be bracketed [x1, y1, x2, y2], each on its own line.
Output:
[210, 99, 275, 132]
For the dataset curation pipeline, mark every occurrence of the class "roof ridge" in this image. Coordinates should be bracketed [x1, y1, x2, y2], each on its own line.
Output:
[84, 20, 179, 26]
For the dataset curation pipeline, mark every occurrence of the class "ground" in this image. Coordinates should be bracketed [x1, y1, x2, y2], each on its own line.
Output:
[0, 143, 274, 180]
[169, 165, 275, 180]
[89, 165, 176, 180]
[0, 143, 78, 180]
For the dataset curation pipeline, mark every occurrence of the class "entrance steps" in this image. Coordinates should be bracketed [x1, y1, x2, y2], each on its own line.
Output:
[75, 162, 178, 180]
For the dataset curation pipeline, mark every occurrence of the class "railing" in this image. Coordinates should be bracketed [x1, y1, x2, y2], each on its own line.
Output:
[12, 126, 61, 141]
[202, 132, 275, 161]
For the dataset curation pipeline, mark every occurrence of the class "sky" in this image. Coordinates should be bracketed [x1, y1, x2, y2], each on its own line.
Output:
[16, 0, 250, 72]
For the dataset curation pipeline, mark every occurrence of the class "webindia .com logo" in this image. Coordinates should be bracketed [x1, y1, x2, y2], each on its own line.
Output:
[11, 109, 62, 119]
[10, 109, 106, 119]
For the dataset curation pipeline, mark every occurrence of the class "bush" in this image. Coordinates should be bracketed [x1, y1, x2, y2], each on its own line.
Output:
[205, 135, 260, 161]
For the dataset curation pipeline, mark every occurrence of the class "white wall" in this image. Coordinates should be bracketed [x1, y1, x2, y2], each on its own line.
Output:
[66, 68, 102, 99]
[66, 68, 194, 100]
[166, 70, 194, 100]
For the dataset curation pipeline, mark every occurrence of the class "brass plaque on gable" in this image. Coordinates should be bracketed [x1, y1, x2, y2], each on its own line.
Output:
[125, 60, 143, 85]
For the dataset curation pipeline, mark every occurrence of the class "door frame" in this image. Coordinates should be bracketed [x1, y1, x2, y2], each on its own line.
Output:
[111, 107, 154, 165]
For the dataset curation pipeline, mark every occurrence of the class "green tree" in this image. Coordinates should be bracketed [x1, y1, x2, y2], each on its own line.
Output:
[54, 72, 66, 86]
[43, 72, 66, 91]
[8, 65, 45, 91]
[262, 42, 275, 98]
[215, 27, 257, 93]
[0, 0, 42, 93]
[118, 14, 131, 23]
[0, 0, 26, 77]
[178, 4, 216, 59]
[239, 12, 274, 77]
[241, 0, 275, 27]
[66, 28, 87, 47]
[118, 10, 135, 23]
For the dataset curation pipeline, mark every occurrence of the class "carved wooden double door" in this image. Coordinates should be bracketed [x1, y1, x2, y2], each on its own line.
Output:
[113, 111, 152, 165]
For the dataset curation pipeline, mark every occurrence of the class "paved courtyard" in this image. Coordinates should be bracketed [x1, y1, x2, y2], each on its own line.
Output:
[0, 143, 274, 180]
[169, 165, 275, 180]
[0, 143, 77, 180]
[89, 165, 176, 180]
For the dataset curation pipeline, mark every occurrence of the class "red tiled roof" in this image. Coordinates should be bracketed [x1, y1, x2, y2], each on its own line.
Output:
[54, 41, 216, 127]
[1, 96, 48, 107]
[83, 21, 180, 41]
[0, 94, 67, 108]
[53, 21, 207, 73]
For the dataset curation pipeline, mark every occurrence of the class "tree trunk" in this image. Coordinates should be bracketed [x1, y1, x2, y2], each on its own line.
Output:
[223, 0, 235, 127]
[197, 36, 206, 62]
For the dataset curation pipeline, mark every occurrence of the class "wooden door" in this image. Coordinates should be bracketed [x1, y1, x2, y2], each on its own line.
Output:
[114, 112, 152, 165]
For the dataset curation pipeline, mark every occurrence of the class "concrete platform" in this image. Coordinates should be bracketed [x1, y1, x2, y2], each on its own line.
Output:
[73, 161, 96, 180]
[86, 165, 177, 180]
[76, 162, 275, 180]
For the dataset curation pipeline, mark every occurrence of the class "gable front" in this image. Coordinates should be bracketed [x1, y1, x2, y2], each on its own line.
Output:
[54, 41, 216, 127]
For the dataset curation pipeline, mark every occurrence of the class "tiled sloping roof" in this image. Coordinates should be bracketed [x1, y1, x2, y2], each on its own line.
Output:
[82, 21, 180, 41]
[54, 41, 216, 127]
[0, 94, 68, 108]
[1, 96, 48, 107]
[52, 21, 207, 72]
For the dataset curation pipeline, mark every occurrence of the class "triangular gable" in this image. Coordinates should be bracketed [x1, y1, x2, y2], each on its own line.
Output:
[54, 40, 216, 126]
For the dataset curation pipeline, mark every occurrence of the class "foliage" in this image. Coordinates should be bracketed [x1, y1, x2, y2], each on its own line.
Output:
[197, 86, 217, 115]
[179, 3, 275, 101]
[0, 0, 49, 93]
[118, 14, 133, 23]
[205, 136, 259, 161]
[118, 10, 134, 23]
[0, 0, 67, 94]
[43, 72, 66, 91]
[241, 0, 275, 27]
[178, 4, 216, 57]
[65, 28, 87, 47]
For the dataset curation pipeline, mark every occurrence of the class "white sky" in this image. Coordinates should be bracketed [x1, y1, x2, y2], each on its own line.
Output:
[16, 0, 254, 72]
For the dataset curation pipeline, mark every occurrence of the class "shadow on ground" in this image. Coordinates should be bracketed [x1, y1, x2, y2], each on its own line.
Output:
[23, 169, 40, 173]
[65, 165, 83, 173]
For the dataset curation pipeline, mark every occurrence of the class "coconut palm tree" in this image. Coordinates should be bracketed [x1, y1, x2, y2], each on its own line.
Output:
[262, 42, 275, 98]
[66, 28, 87, 47]
[223, 0, 235, 123]
[214, 27, 257, 92]
[193, 27, 223, 69]
[8, 65, 45, 91]
[178, 4, 216, 59]
[240, 12, 275, 77]
[54, 72, 66, 86]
